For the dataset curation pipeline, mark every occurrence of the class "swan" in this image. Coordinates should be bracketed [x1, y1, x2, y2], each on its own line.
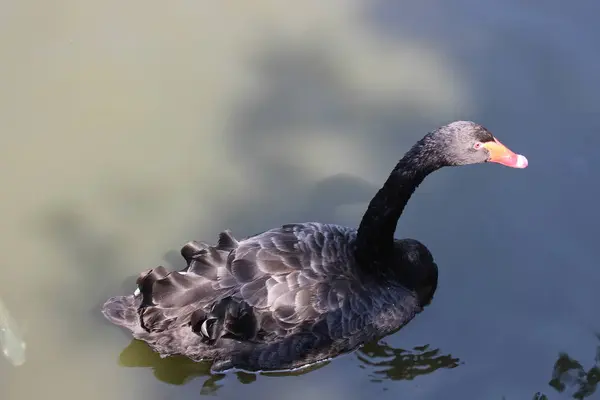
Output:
[102, 121, 528, 372]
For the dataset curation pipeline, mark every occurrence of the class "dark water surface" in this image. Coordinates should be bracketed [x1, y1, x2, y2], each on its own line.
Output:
[0, 1, 598, 400]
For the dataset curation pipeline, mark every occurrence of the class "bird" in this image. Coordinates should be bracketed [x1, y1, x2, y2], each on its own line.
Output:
[102, 120, 528, 373]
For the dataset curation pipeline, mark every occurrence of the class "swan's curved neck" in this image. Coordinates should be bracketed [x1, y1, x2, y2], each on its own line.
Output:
[354, 139, 443, 271]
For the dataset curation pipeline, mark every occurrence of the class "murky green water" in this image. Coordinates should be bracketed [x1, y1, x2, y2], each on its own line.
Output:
[1, 1, 598, 399]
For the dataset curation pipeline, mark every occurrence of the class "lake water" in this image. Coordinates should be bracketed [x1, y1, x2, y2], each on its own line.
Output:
[1, 1, 599, 399]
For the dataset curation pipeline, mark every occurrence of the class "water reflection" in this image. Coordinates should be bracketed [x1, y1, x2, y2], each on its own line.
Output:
[0, 297, 26, 367]
[119, 328, 600, 399]
[517, 335, 600, 400]
[117, 307, 599, 399]
[357, 340, 461, 385]
[545, 334, 600, 399]
[118, 336, 460, 395]
[118, 339, 224, 394]
[117, 339, 326, 395]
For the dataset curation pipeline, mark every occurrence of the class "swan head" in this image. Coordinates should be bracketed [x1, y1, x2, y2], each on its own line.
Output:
[429, 121, 528, 168]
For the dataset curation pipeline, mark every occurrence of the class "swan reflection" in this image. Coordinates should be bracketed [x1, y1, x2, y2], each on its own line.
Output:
[118, 337, 460, 395]
[356, 340, 461, 383]
[545, 335, 600, 399]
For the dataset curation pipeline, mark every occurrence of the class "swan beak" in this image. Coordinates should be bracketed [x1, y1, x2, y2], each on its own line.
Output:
[484, 138, 528, 168]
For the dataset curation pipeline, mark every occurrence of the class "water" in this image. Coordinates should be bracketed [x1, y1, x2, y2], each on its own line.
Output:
[0, 297, 26, 366]
[1, 1, 599, 399]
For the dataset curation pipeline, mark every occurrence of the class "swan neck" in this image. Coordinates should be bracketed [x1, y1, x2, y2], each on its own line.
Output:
[354, 140, 442, 270]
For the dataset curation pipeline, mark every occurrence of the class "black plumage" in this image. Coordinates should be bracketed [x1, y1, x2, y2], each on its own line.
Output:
[102, 121, 527, 372]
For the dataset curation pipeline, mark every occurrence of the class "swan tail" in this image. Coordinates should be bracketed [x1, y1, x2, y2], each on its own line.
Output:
[101, 294, 141, 331]
[101, 230, 245, 360]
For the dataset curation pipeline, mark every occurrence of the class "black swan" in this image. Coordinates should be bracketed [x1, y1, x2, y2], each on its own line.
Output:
[102, 121, 528, 373]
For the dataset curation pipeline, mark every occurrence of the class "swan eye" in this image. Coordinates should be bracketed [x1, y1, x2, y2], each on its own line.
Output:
[473, 142, 483, 150]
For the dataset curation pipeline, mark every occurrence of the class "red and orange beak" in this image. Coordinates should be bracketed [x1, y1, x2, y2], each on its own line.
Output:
[483, 138, 528, 168]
